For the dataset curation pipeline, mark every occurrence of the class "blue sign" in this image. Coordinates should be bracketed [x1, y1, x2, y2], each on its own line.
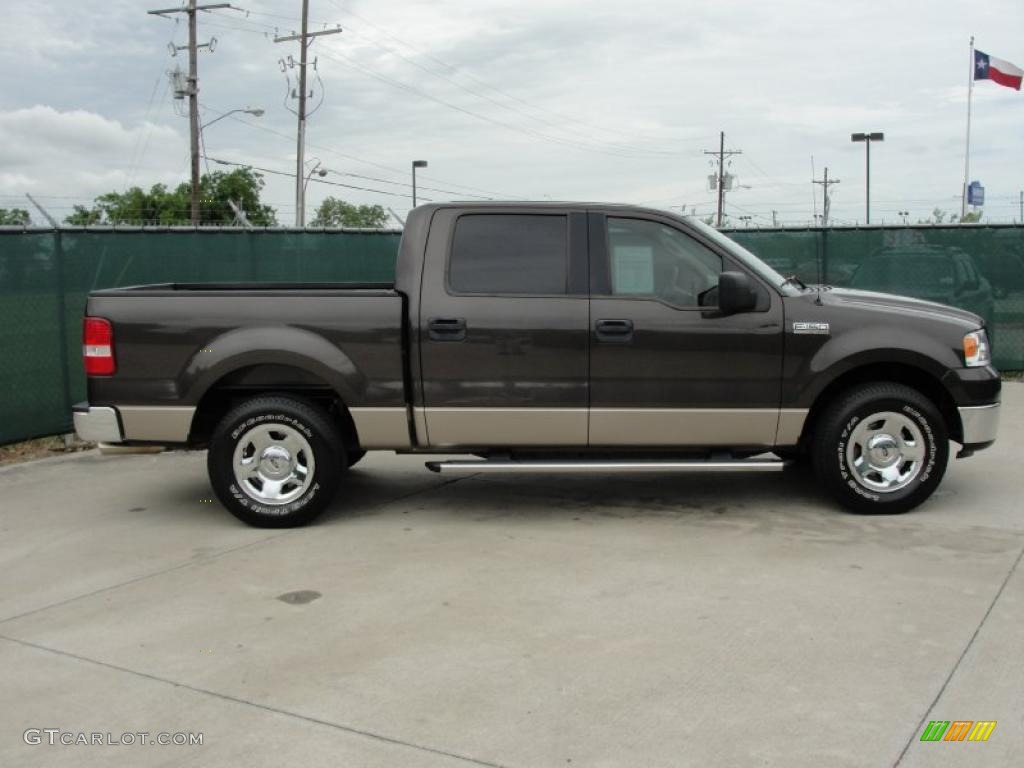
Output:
[967, 181, 985, 207]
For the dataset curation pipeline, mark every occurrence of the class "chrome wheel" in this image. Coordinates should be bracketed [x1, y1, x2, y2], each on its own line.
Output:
[232, 423, 315, 505]
[845, 411, 925, 493]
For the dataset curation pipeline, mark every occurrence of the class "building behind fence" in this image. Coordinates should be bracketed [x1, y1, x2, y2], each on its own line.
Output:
[1, 224, 1021, 444]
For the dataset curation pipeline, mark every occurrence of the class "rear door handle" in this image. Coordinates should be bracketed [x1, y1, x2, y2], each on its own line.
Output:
[595, 319, 634, 343]
[428, 317, 467, 342]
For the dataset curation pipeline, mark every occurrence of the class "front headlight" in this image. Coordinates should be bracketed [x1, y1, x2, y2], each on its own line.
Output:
[963, 329, 991, 367]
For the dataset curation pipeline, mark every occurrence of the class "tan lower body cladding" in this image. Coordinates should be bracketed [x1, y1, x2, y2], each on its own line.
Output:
[119, 406, 196, 442]
[409, 407, 808, 449]
[113, 404, 808, 451]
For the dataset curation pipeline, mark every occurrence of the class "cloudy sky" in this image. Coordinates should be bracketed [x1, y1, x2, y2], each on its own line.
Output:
[1, 0, 1021, 226]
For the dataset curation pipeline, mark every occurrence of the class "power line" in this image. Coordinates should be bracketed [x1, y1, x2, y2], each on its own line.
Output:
[319, 0, 693, 148]
[315, 48, 674, 160]
[201, 104, 528, 199]
[204, 155, 432, 200]
[203, 9, 689, 158]
[316, 29, 682, 158]
[190, 9, 700, 161]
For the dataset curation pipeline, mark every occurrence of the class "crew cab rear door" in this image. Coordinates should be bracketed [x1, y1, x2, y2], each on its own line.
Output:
[417, 207, 590, 447]
[587, 210, 784, 448]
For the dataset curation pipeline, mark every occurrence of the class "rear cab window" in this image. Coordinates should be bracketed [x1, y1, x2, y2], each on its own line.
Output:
[448, 214, 568, 295]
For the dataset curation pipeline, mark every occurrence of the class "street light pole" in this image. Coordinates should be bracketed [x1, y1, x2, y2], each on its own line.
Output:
[200, 107, 264, 132]
[198, 108, 264, 179]
[851, 132, 884, 224]
[303, 159, 327, 198]
[411, 160, 428, 207]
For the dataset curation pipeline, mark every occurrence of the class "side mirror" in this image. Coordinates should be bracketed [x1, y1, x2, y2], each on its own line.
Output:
[717, 271, 757, 314]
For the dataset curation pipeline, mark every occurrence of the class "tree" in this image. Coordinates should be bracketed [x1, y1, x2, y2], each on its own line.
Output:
[63, 168, 277, 226]
[0, 208, 30, 225]
[309, 197, 389, 228]
[916, 208, 983, 225]
[702, 214, 731, 228]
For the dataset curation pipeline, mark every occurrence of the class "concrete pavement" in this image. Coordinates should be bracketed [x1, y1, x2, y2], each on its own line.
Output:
[1, 384, 1022, 767]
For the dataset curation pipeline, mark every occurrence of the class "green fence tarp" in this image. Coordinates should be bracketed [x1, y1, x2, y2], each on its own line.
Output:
[1, 229, 401, 444]
[726, 225, 1024, 369]
[1, 225, 1020, 444]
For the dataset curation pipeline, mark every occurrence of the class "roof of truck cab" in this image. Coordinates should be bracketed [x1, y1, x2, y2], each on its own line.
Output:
[411, 201, 680, 216]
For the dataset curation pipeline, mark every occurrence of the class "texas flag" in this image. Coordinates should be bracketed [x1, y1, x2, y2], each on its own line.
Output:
[974, 49, 1023, 90]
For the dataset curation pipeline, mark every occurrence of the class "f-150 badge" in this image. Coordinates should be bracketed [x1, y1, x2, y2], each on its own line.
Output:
[793, 322, 830, 335]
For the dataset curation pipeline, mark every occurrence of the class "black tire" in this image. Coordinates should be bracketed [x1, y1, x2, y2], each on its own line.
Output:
[811, 382, 948, 515]
[207, 396, 346, 527]
[346, 449, 367, 468]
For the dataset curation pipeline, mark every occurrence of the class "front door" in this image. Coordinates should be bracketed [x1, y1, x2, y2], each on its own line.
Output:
[587, 211, 784, 448]
[418, 208, 590, 447]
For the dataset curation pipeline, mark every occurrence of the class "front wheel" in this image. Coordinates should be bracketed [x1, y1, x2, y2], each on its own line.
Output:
[207, 396, 346, 527]
[811, 383, 948, 514]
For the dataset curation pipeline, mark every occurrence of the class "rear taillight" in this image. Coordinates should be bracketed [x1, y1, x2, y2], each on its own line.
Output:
[83, 317, 115, 375]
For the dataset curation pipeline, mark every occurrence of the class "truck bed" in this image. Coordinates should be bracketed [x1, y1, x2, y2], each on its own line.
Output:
[85, 283, 408, 412]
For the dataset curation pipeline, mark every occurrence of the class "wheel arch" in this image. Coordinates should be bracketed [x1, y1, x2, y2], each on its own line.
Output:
[799, 361, 963, 448]
[187, 363, 361, 454]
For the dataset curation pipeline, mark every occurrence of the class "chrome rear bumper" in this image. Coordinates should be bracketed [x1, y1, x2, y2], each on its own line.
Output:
[72, 403, 195, 444]
[72, 404, 123, 443]
[958, 403, 1000, 445]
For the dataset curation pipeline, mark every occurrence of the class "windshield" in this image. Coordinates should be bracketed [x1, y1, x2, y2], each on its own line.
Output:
[680, 216, 801, 296]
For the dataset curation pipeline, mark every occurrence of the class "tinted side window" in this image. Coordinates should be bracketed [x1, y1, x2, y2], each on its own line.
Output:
[449, 214, 567, 294]
[607, 217, 722, 307]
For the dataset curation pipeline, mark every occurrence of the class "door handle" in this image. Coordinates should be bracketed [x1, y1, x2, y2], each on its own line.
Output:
[595, 319, 634, 343]
[428, 317, 467, 342]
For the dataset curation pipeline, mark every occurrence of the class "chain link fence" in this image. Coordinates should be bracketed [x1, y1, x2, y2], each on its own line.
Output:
[1, 225, 1020, 444]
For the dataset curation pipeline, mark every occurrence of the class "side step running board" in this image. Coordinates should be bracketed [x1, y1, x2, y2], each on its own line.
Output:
[425, 459, 788, 474]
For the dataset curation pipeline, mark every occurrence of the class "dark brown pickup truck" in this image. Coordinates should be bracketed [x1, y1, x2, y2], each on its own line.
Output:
[73, 203, 1001, 526]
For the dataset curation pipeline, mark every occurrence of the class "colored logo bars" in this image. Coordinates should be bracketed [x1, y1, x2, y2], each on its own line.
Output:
[920, 720, 996, 742]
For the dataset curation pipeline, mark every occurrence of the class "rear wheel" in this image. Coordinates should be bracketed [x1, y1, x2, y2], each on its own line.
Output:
[208, 396, 345, 527]
[811, 383, 948, 514]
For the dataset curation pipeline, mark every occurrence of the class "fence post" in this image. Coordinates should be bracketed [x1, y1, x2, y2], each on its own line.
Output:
[53, 228, 73, 426]
[820, 227, 830, 284]
[28, 194, 75, 430]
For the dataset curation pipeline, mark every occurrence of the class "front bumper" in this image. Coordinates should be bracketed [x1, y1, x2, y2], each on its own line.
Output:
[72, 403, 123, 443]
[957, 403, 1000, 447]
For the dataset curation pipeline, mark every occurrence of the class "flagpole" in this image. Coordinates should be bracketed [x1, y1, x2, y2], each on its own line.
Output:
[962, 35, 975, 219]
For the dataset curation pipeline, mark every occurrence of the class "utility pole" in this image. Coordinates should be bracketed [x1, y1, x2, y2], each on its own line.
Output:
[813, 167, 840, 226]
[275, 2, 341, 227]
[1019, 190, 1023, 223]
[772, 210, 779, 227]
[148, 2, 230, 225]
[703, 131, 742, 227]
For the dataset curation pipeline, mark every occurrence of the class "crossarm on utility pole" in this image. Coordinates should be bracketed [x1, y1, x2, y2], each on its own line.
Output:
[147, 3, 230, 15]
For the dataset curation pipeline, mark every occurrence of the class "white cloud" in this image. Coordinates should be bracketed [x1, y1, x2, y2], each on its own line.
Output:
[0, 106, 183, 219]
[1, 0, 1022, 225]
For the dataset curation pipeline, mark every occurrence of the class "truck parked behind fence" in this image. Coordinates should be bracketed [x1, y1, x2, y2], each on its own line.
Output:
[74, 203, 1001, 526]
